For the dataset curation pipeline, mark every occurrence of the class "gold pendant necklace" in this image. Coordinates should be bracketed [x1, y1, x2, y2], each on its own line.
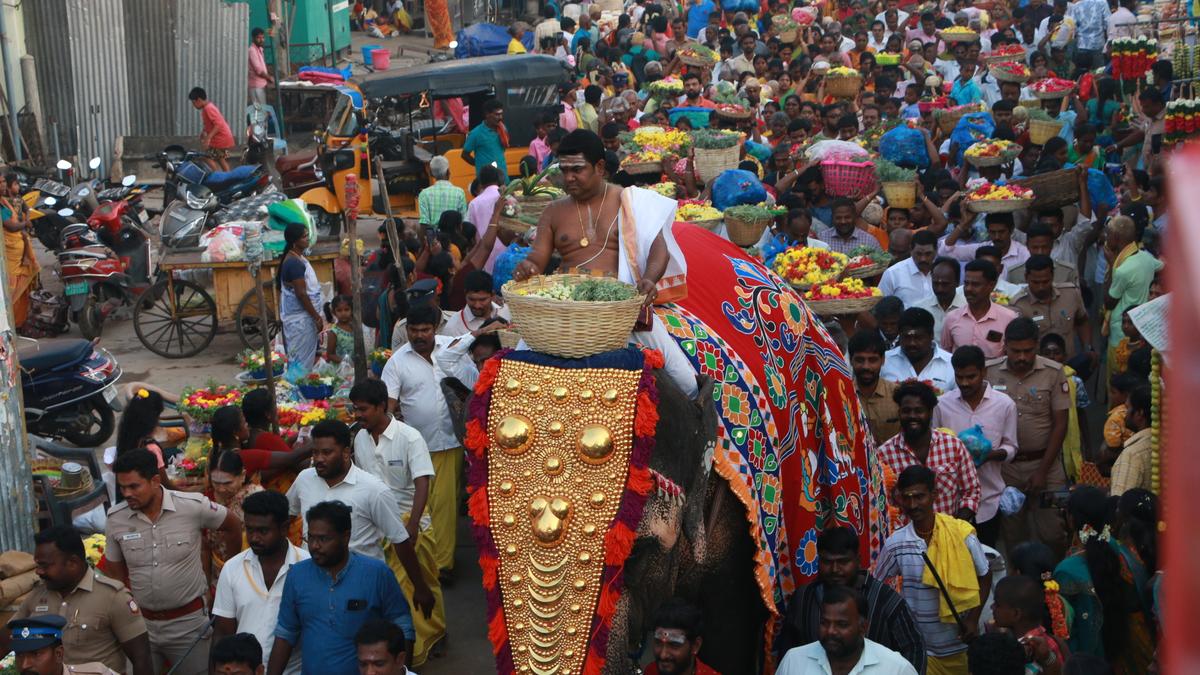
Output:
[575, 183, 608, 248]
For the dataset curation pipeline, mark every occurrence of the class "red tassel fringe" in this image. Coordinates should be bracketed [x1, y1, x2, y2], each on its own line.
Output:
[488, 607, 508, 655]
[468, 485, 490, 528]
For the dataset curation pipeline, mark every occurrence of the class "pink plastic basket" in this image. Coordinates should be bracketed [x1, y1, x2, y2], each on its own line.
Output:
[820, 159, 877, 198]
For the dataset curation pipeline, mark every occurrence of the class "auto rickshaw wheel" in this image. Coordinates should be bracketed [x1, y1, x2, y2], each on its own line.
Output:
[308, 205, 342, 238]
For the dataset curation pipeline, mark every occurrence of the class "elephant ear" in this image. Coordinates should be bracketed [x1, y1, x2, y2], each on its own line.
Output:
[440, 377, 472, 446]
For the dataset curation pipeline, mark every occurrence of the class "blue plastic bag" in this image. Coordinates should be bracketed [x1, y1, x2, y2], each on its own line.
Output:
[879, 126, 929, 169]
[744, 140, 773, 164]
[721, 0, 758, 12]
[950, 112, 995, 164]
[711, 169, 768, 211]
[493, 243, 532, 294]
[957, 424, 994, 467]
[1087, 168, 1118, 212]
[454, 23, 534, 58]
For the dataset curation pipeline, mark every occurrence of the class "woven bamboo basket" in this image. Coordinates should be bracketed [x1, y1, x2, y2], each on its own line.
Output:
[622, 160, 663, 175]
[943, 32, 980, 43]
[966, 197, 1035, 213]
[515, 193, 557, 221]
[1009, 168, 1080, 210]
[826, 75, 862, 99]
[694, 145, 741, 183]
[497, 329, 522, 349]
[991, 66, 1030, 83]
[845, 261, 890, 278]
[965, 153, 1015, 167]
[686, 218, 724, 231]
[983, 52, 1021, 65]
[680, 53, 718, 68]
[1028, 118, 1064, 145]
[502, 274, 646, 358]
[715, 106, 753, 121]
[1033, 87, 1074, 100]
[804, 294, 882, 315]
[937, 107, 976, 134]
[725, 213, 773, 247]
[1019, 98, 1041, 109]
[498, 215, 534, 234]
[880, 181, 917, 208]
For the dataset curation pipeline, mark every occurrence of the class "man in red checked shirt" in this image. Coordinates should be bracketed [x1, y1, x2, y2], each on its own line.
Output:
[877, 380, 981, 524]
[644, 599, 721, 675]
[188, 86, 235, 172]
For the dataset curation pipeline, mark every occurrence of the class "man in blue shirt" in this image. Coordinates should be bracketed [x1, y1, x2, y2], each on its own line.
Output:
[267, 501, 414, 675]
[462, 99, 508, 182]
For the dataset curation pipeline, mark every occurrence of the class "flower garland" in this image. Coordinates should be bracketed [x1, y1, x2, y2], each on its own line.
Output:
[1150, 349, 1162, 496]
[463, 348, 660, 675]
[179, 385, 246, 423]
[772, 246, 849, 287]
[1042, 577, 1070, 639]
[1078, 523, 1112, 544]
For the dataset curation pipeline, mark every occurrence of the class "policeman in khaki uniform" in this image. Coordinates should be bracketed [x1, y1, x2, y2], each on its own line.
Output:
[6, 615, 120, 675]
[1008, 255, 1095, 360]
[7, 526, 152, 675]
[986, 317, 1071, 558]
[104, 449, 243, 675]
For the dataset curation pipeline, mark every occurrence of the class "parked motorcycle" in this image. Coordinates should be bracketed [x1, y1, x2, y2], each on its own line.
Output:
[55, 227, 136, 341]
[158, 146, 269, 207]
[88, 175, 152, 284]
[19, 338, 122, 447]
[23, 178, 73, 251]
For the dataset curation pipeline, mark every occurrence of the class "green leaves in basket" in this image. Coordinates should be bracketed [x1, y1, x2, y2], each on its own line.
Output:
[1026, 107, 1056, 122]
[504, 164, 563, 197]
[874, 158, 917, 183]
[723, 204, 775, 220]
[848, 245, 892, 264]
[691, 128, 743, 149]
[570, 278, 638, 302]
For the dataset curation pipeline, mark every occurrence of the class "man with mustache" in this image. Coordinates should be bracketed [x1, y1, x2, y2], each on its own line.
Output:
[876, 380, 981, 524]
[641, 599, 718, 675]
[776, 585, 917, 674]
[212, 491, 309, 674]
[268, 501, 413, 675]
[5, 526, 150, 674]
[849, 331, 900, 448]
[880, 308, 957, 393]
[5, 615, 122, 675]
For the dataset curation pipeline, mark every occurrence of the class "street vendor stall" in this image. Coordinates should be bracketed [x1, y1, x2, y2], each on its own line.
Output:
[132, 239, 339, 359]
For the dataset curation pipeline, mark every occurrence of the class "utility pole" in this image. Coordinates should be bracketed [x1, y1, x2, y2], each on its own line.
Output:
[269, 0, 289, 78]
[0, 2, 23, 160]
[0, 243, 34, 552]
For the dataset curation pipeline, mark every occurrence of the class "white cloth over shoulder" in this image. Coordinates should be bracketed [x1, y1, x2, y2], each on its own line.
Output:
[617, 187, 687, 299]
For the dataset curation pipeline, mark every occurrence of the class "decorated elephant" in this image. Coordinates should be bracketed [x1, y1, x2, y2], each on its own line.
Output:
[448, 225, 887, 674]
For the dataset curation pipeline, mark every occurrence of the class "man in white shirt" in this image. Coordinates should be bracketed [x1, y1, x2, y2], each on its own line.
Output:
[440, 270, 512, 337]
[776, 584, 917, 675]
[351, 379, 446, 665]
[213, 490, 309, 675]
[875, 0, 910, 30]
[880, 308, 957, 392]
[285, 420, 436, 616]
[1108, 0, 1138, 44]
[912, 258, 967, 342]
[380, 304, 488, 578]
[878, 230, 938, 307]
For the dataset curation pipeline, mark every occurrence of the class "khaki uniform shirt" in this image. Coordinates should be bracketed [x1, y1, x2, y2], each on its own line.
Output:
[62, 663, 121, 675]
[103, 488, 228, 612]
[17, 570, 146, 674]
[857, 378, 901, 448]
[985, 356, 1071, 453]
[1009, 283, 1089, 358]
[1006, 259, 1079, 285]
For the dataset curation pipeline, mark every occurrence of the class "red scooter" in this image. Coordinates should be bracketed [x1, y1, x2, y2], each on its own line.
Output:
[55, 223, 143, 340]
[86, 175, 151, 284]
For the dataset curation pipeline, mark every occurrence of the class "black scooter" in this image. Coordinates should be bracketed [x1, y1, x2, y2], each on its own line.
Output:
[19, 338, 122, 447]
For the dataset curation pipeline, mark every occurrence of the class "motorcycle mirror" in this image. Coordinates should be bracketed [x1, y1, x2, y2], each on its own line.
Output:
[121, 175, 136, 187]
[449, 40, 458, 49]
[88, 157, 101, 170]
[43, 197, 56, 206]
[56, 159, 72, 171]
[57, 208, 74, 218]
[77, 187, 90, 197]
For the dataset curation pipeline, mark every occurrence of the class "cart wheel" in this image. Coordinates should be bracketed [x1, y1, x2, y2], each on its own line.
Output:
[236, 284, 281, 350]
[134, 278, 218, 358]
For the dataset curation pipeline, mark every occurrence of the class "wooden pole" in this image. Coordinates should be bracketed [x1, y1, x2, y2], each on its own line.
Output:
[253, 267, 279, 434]
[345, 174, 368, 382]
[373, 156, 406, 301]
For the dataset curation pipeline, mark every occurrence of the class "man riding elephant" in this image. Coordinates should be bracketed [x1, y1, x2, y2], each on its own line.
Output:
[466, 130, 886, 674]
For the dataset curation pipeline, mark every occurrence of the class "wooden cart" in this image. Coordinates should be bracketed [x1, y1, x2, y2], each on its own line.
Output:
[133, 240, 339, 359]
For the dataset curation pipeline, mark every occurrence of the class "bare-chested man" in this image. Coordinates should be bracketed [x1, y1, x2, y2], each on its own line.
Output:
[509, 129, 699, 397]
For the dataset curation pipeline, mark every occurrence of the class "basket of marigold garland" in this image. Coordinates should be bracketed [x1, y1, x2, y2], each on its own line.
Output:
[772, 246, 848, 290]
[965, 182, 1035, 213]
[676, 200, 724, 231]
[804, 278, 884, 314]
[825, 66, 863, 99]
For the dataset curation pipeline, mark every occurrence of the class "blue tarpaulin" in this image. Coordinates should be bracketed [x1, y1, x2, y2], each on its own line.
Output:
[454, 23, 535, 59]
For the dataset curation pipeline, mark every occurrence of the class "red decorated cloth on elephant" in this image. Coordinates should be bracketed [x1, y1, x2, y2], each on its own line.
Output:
[654, 223, 889, 626]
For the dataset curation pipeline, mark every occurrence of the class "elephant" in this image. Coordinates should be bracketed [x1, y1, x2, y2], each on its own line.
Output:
[443, 225, 885, 675]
